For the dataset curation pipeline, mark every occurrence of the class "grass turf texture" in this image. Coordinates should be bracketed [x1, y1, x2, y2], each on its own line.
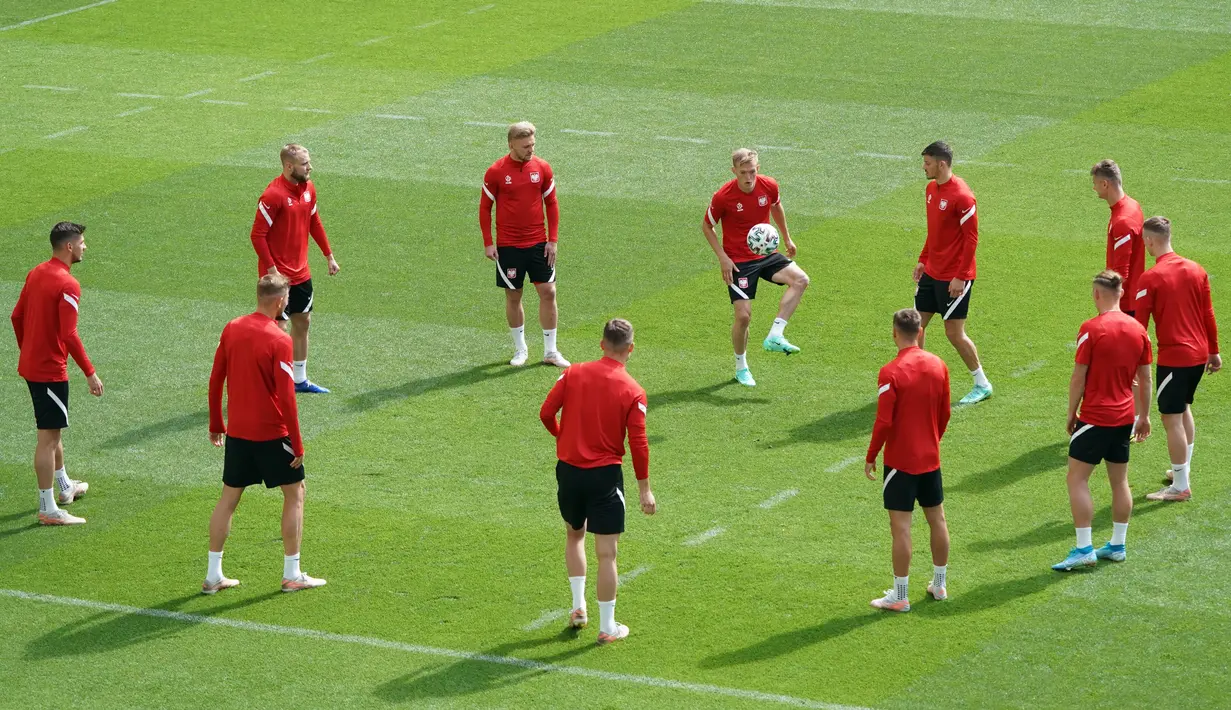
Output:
[2, 0, 1231, 707]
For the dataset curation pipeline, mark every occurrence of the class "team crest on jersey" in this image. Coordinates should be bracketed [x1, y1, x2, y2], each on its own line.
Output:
[530, 171, 541, 183]
[735, 203, 744, 212]
[286, 197, 293, 206]
[506, 268, 517, 279]
[757, 195, 768, 207]
[939, 199, 949, 210]
[504, 175, 513, 184]
[303, 191, 312, 203]
[738, 277, 749, 289]
[927, 193, 933, 204]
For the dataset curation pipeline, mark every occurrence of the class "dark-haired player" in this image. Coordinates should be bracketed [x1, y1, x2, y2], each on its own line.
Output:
[913, 141, 992, 404]
[1090, 160, 1144, 315]
[11, 221, 103, 525]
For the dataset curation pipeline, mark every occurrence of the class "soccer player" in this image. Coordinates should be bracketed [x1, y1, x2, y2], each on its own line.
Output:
[913, 141, 992, 404]
[10, 222, 103, 526]
[251, 143, 340, 394]
[1133, 217, 1220, 502]
[865, 308, 951, 612]
[539, 319, 656, 645]
[481, 121, 569, 368]
[204, 274, 326, 594]
[1091, 160, 1144, 315]
[702, 148, 810, 387]
[1052, 270, 1151, 571]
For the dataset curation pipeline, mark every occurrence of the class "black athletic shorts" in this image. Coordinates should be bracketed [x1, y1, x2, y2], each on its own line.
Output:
[278, 279, 314, 321]
[223, 436, 305, 489]
[556, 460, 625, 535]
[497, 243, 555, 289]
[728, 253, 792, 302]
[1156, 364, 1205, 415]
[27, 380, 70, 430]
[882, 465, 944, 512]
[1068, 420, 1132, 465]
[915, 273, 973, 321]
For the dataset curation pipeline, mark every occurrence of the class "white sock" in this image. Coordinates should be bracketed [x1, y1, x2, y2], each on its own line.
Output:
[971, 367, 991, 388]
[284, 553, 301, 580]
[1186, 441, 1194, 466]
[511, 325, 527, 353]
[54, 467, 71, 492]
[893, 575, 909, 602]
[207, 551, 224, 583]
[1111, 522, 1128, 547]
[769, 318, 787, 338]
[932, 565, 947, 589]
[569, 575, 586, 612]
[598, 599, 617, 635]
[38, 488, 58, 514]
[544, 328, 558, 355]
[735, 352, 748, 371]
[1076, 527, 1093, 549]
[292, 360, 307, 384]
[1172, 462, 1191, 491]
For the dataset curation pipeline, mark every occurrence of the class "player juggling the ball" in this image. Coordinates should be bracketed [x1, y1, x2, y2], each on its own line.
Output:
[702, 148, 810, 387]
[865, 308, 952, 611]
[1053, 270, 1152, 571]
[539, 319, 656, 645]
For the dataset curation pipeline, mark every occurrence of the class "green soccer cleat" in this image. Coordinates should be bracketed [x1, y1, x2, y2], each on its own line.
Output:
[735, 368, 757, 387]
[763, 334, 800, 354]
[958, 383, 992, 405]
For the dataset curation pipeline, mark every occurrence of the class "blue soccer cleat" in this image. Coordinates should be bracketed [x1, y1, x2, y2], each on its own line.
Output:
[763, 334, 801, 355]
[1095, 542, 1126, 562]
[735, 368, 757, 387]
[295, 380, 331, 394]
[1051, 546, 1097, 571]
[959, 383, 992, 405]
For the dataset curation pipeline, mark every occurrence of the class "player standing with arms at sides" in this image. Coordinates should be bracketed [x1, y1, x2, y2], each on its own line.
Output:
[204, 274, 326, 594]
[539, 319, 656, 644]
[913, 141, 992, 405]
[11, 222, 103, 525]
[1091, 160, 1144, 315]
[1053, 271, 1152, 571]
[251, 143, 340, 394]
[865, 309, 951, 611]
[701, 148, 810, 387]
[1133, 217, 1220, 502]
[481, 121, 569, 368]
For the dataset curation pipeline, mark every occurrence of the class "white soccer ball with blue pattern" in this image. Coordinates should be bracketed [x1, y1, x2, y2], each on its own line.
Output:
[746, 223, 780, 256]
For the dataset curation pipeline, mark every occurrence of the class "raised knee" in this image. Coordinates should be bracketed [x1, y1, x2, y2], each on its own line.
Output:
[796, 272, 811, 289]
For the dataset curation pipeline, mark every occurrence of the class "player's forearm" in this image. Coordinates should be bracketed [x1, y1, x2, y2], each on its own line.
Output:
[545, 196, 560, 243]
[866, 423, 889, 463]
[10, 314, 22, 348]
[251, 235, 275, 269]
[770, 205, 790, 240]
[702, 225, 724, 259]
[309, 221, 332, 257]
[479, 205, 494, 247]
[1134, 367, 1152, 419]
[1067, 371, 1085, 418]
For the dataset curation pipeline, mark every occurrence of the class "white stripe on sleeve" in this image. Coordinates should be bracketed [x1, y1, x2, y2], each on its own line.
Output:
[1076, 332, 1089, 349]
[279, 361, 294, 378]
[959, 205, 976, 225]
[877, 383, 891, 397]
[258, 202, 273, 226]
[481, 184, 495, 201]
[1114, 235, 1131, 250]
[542, 179, 556, 198]
[62, 293, 79, 311]
[1137, 289, 1147, 299]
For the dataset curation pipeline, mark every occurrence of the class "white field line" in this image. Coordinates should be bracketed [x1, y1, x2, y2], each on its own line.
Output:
[854, 152, 910, 160]
[522, 565, 654, 631]
[358, 36, 390, 46]
[561, 128, 617, 136]
[0, 0, 116, 32]
[825, 455, 863, 473]
[285, 106, 332, 114]
[758, 489, 799, 509]
[1173, 177, 1231, 185]
[115, 106, 154, 118]
[682, 526, 725, 546]
[202, 99, 247, 106]
[1010, 360, 1048, 378]
[0, 148, 16, 156]
[464, 120, 507, 127]
[299, 53, 334, 64]
[756, 144, 819, 153]
[467, 3, 497, 13]
[415, 19, 446, 29]
[238, 70, 276, 83]
[955, 159, 1018, 168]
[116, 92, 163, 99]
[374, 114, 426, 121]
[181, 88, 214, 99]
[655, 135, 709, 144]
[23, 84, 76, 92]
[0, 589, 858, 710]
[43, 126, 88, 139]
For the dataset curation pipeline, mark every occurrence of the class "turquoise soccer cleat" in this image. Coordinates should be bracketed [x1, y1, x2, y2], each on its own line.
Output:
[1051, 546, 1097, 571]
[958, 383, 992, 405]
[763, 334, 800, 354]
[735, 368, 757, 387]
[1095, 543, 1126, 562]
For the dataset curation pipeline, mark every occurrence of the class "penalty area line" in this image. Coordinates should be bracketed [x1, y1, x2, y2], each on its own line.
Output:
[0, 589, 863, 709]
[0, 0, 116, 32]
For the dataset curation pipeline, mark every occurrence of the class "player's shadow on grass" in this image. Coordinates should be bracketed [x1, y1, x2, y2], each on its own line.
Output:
[0, 518, 39, 541]
[24, 590, 281, 661]
[372, 628, 596, 702]
[346, 362, 529, 413]
[947, 441, 1067, 495]
[763, 401, 877, 448]
[700, 571, 1069, 668]
[650, 380, 771, 409]
[969, 500, 1172, 553]
[101, 410, 209, 450]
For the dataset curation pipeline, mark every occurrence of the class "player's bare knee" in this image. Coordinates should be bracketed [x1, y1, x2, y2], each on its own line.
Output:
[537, 283, 557, 302]
[795, 270, 810, 290]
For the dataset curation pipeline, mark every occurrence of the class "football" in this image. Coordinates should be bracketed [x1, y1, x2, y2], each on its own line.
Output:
[746, 223, 780, 256]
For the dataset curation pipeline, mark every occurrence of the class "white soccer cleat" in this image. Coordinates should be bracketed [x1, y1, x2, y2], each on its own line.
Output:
[569, 608, 588, 629]
[510, 350, 529, 367]
[543, 352, 571, 368]
[38, 509, 86, 526]
[927, 583, 947, 601]
[57, 480, 88, 505]
[596, 623, 630, 645]
[202, 577, 240, 595]
[282, 573, 327, 593]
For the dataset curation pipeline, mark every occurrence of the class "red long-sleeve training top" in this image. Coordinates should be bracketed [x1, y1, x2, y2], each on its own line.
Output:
[480, 155, 559, 248]
[1134, 251, 1219, 368]
[11, 258, 94, 382]
[867, 346, 951, 474]
[251, 175, 331, 286]
[539, 357, 649, 480]
[208, 312, 304, 455]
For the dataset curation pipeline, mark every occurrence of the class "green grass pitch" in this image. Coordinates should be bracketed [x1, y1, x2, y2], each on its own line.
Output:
[2, 1, 1230, 707]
